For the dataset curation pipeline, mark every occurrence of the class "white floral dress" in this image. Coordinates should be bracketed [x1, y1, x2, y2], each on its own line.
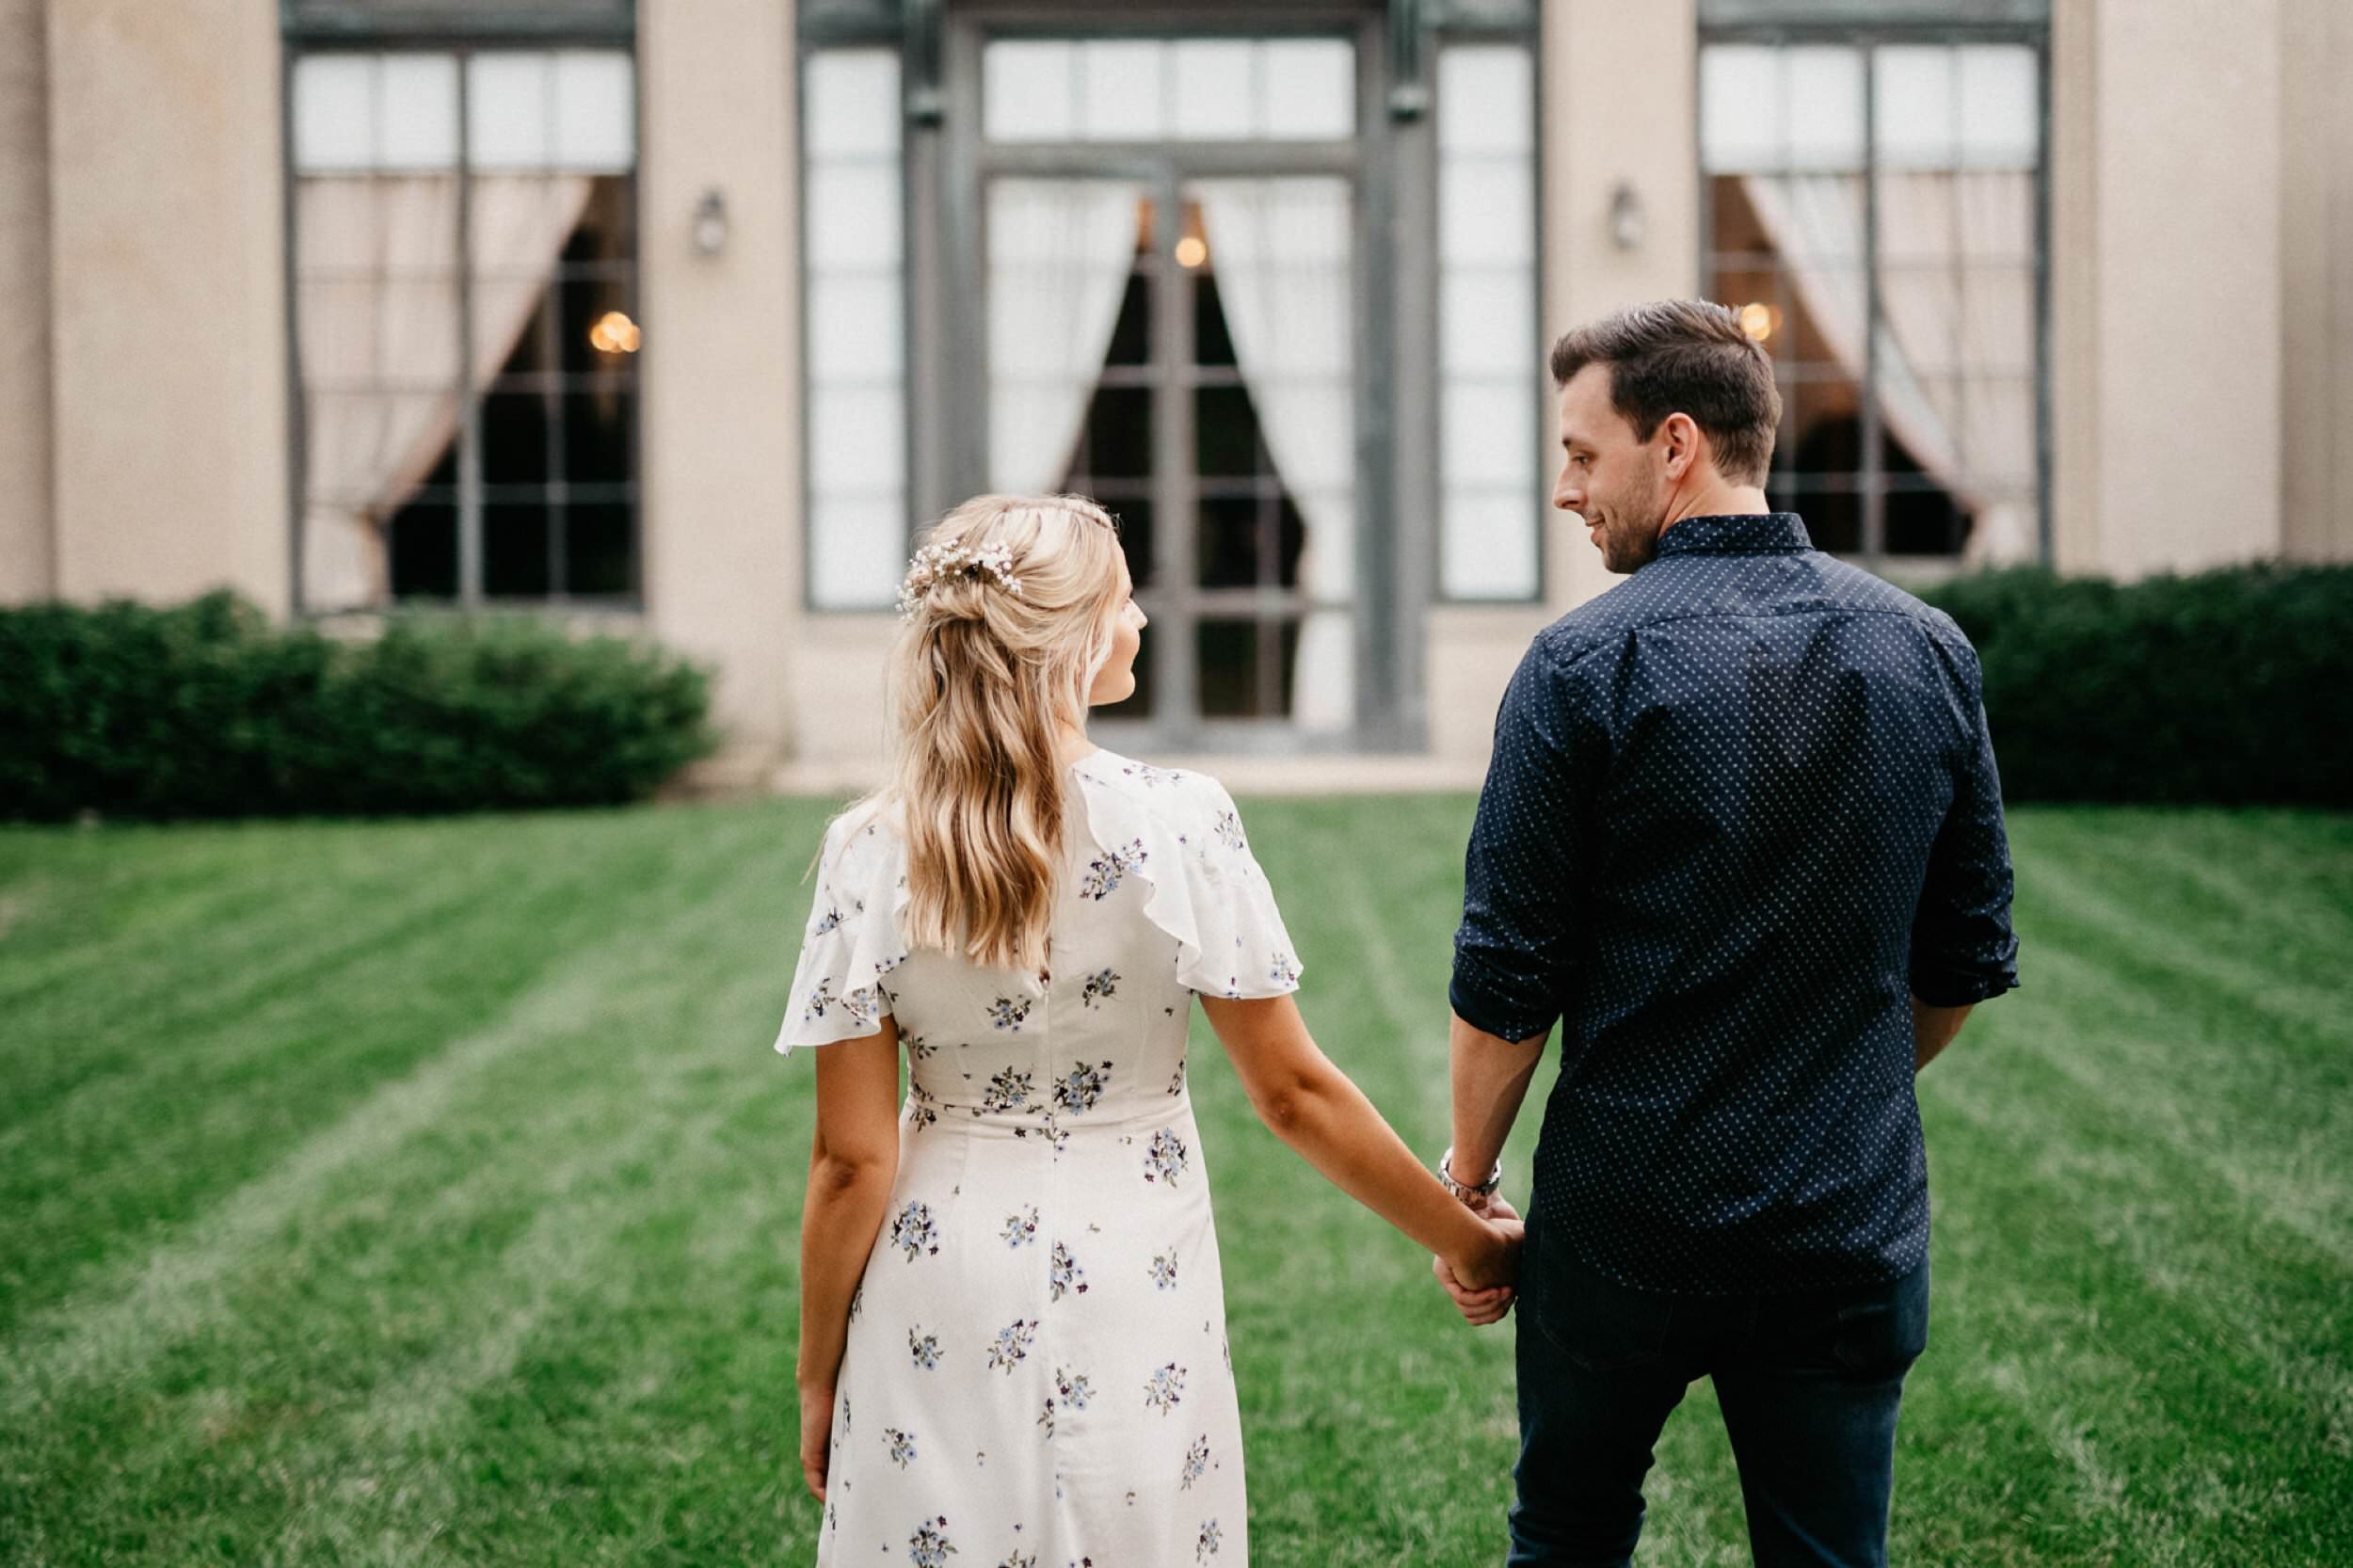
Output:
[776, 746, 1304, 1568]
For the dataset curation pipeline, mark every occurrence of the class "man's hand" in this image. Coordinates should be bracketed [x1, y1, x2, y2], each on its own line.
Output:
[798, 1382, 835, 1501]
[1433, 1195, 1523, 1326]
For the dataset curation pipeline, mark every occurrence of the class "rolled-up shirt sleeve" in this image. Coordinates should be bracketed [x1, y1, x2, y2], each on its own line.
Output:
[1450, 639, 1595, 1044]
[1909, 656, 2022, 1007]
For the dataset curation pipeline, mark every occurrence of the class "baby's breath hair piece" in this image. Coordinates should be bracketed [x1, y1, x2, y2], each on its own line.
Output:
[895, 538, 1025, 620]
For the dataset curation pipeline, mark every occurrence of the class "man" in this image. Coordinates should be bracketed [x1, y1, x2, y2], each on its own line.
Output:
[1432, 300, 2019, 1568]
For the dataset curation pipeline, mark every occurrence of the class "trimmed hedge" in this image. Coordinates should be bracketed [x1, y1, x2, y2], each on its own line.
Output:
[0, 590, 719, 820]
[1919, 562, 2352, 808]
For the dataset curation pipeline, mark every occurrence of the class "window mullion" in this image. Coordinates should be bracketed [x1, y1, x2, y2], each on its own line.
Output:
[455, 46, 485, 609]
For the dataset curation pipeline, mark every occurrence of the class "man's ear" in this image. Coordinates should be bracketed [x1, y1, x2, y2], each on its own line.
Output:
[1661, 411, 1705, 481]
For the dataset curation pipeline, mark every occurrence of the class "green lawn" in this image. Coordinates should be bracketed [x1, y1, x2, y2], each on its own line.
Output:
[1, 799, 2346, 1566]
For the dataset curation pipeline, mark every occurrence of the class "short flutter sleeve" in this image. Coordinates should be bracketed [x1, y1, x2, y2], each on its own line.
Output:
[773, 804, 912, 1057]
[1072, 758, 1305, 1001]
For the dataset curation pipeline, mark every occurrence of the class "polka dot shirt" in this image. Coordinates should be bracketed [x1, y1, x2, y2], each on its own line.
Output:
[1449, 513, 2020, 1296]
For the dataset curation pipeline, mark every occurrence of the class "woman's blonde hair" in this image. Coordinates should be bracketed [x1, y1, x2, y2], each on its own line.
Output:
[834, 493, 1128, 973]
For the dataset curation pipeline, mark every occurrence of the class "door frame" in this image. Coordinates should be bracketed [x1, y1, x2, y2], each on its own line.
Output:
[919, 3, 1426, 755]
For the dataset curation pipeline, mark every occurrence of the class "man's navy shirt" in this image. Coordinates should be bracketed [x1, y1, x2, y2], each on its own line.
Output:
[1450, 513, 2019, 1296]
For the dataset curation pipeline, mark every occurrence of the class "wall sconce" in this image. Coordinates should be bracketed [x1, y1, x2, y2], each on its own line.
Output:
[692, 187, 729, 257]
[1608, 182, 1643, 252]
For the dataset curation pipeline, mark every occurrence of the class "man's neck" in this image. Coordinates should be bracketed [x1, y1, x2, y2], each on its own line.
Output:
[1660, 482, 1774, 535]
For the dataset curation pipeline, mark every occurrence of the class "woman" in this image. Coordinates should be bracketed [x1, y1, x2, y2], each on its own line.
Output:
[777, 494, 1518, 1566]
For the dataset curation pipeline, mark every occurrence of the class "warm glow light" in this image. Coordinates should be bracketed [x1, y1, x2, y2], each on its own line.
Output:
[1737, 301, 1781, 343]
[589, 310, 642, 354]
[1174, 235, 1208, 269]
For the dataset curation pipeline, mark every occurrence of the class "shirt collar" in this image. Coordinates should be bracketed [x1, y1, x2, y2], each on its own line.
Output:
[1652, 512, 1814, 559]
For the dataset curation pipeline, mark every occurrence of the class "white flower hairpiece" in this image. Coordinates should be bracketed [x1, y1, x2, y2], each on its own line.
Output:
[896, 538, 1025, 619]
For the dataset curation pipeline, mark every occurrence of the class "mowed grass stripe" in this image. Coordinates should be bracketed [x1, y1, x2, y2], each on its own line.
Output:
[0, 804, 802, 1438]
[0, 807, 788, 1336]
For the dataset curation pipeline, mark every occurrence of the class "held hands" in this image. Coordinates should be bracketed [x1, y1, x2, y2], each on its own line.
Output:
[1433, 1193, 1523, 1327]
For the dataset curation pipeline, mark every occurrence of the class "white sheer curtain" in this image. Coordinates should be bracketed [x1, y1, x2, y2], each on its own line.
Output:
[985, 180, 1144, 492]
[1742, 170, 2036, 561]
[1193, 179, 1353, 734]
[296, 172, 592, 609]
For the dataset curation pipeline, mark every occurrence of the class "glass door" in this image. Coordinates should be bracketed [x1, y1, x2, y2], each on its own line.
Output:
[967, 34, 1368, 751]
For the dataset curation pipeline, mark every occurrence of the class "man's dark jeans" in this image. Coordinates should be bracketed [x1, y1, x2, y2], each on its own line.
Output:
[1507, 1222, 1931, 1568]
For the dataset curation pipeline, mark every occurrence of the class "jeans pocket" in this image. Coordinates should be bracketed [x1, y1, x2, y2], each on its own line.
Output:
[1830, 1258, 1931, 1377]
[1527, 1248, 1677, 1372]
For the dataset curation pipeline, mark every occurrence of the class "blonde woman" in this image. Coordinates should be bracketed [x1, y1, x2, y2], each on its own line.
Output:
[777, 493, 1518, 1566]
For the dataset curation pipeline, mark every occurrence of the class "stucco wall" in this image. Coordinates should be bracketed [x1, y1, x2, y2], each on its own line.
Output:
[640, 0, 805, 763]
[45, 0, 288, 612]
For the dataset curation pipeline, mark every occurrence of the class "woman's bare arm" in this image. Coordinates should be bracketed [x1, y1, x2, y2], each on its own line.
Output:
[796, 1021, 902, 1498]
[1196, 993, 1515, 1289]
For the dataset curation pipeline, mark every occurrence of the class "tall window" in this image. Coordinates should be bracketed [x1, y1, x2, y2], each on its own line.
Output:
[1701, 37, 2043, 564]
[1436, 41, 1542, 601]
[289, 46, 640, 612]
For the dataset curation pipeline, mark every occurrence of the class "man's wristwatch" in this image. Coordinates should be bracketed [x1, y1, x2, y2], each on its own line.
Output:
[1437, 1145, 1502, 1204]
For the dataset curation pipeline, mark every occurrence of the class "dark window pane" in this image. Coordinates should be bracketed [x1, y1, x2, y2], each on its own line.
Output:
[485, 502, 552, 598]
[563, 386, 634, 484]
[1104, 271, 1152, 366]
[567, 503, 633, 596]
[1196, 618, 1300, 719]
[481, 392, 552, 484]
[1194, 385, 1258, 476]
[1193, 271, 1237, 366]
[1197, 496, 1266, 588]
[1104, 494, 1155, 589]
[1084, 386, 1152, 479]
[388, 503, 456, 600]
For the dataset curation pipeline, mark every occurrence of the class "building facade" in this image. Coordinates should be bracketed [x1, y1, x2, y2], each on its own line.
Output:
[2, 0, 2347, 778]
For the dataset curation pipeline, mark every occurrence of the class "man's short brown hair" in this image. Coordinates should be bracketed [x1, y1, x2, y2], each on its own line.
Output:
[1548, 300, 1783, 486]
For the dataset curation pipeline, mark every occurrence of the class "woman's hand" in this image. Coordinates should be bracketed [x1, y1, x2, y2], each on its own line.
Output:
[798, 1381, 836, 1501]
[1434, 1196, 1523, 1326]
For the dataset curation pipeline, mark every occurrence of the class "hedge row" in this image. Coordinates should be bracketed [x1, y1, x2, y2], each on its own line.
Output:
[0, 590, 718, 820]
[1918, 562, 2351, 808]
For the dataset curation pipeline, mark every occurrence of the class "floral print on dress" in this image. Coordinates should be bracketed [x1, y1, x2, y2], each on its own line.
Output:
[1267, 952, 1301, 988]
[981, 1068, 1036, 1115]
[1196, 1518, 1223, 1560]
[985, 1318, 1036, 1374]
[1079, 968, 1121, 1008]
[889, 1200, 941, 1260]
[909, 1327, 942, 1369]
[1048, 1240, 1088, 1301]
[811, 904, 844, 936]
[1121, 761, 1185, 789]
[1212, 810, 1245, 851]
[1144, 1361, 1186, 1416]
[907, 1082, 940, 1133]
[1080, 838, 1147, 901]
[1144, 1128, 1190, 1186]
[1180, 1434, 1210, 1490]
[885, 1427, 916, 1469]
[987, 996, 1033, 1032]
[909, 1519, 954, 1568]
[1148, 1249, 1178, 1291]
[1052, 1061, 1112, 1115]
[1000, 1206, 1039, 1249]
